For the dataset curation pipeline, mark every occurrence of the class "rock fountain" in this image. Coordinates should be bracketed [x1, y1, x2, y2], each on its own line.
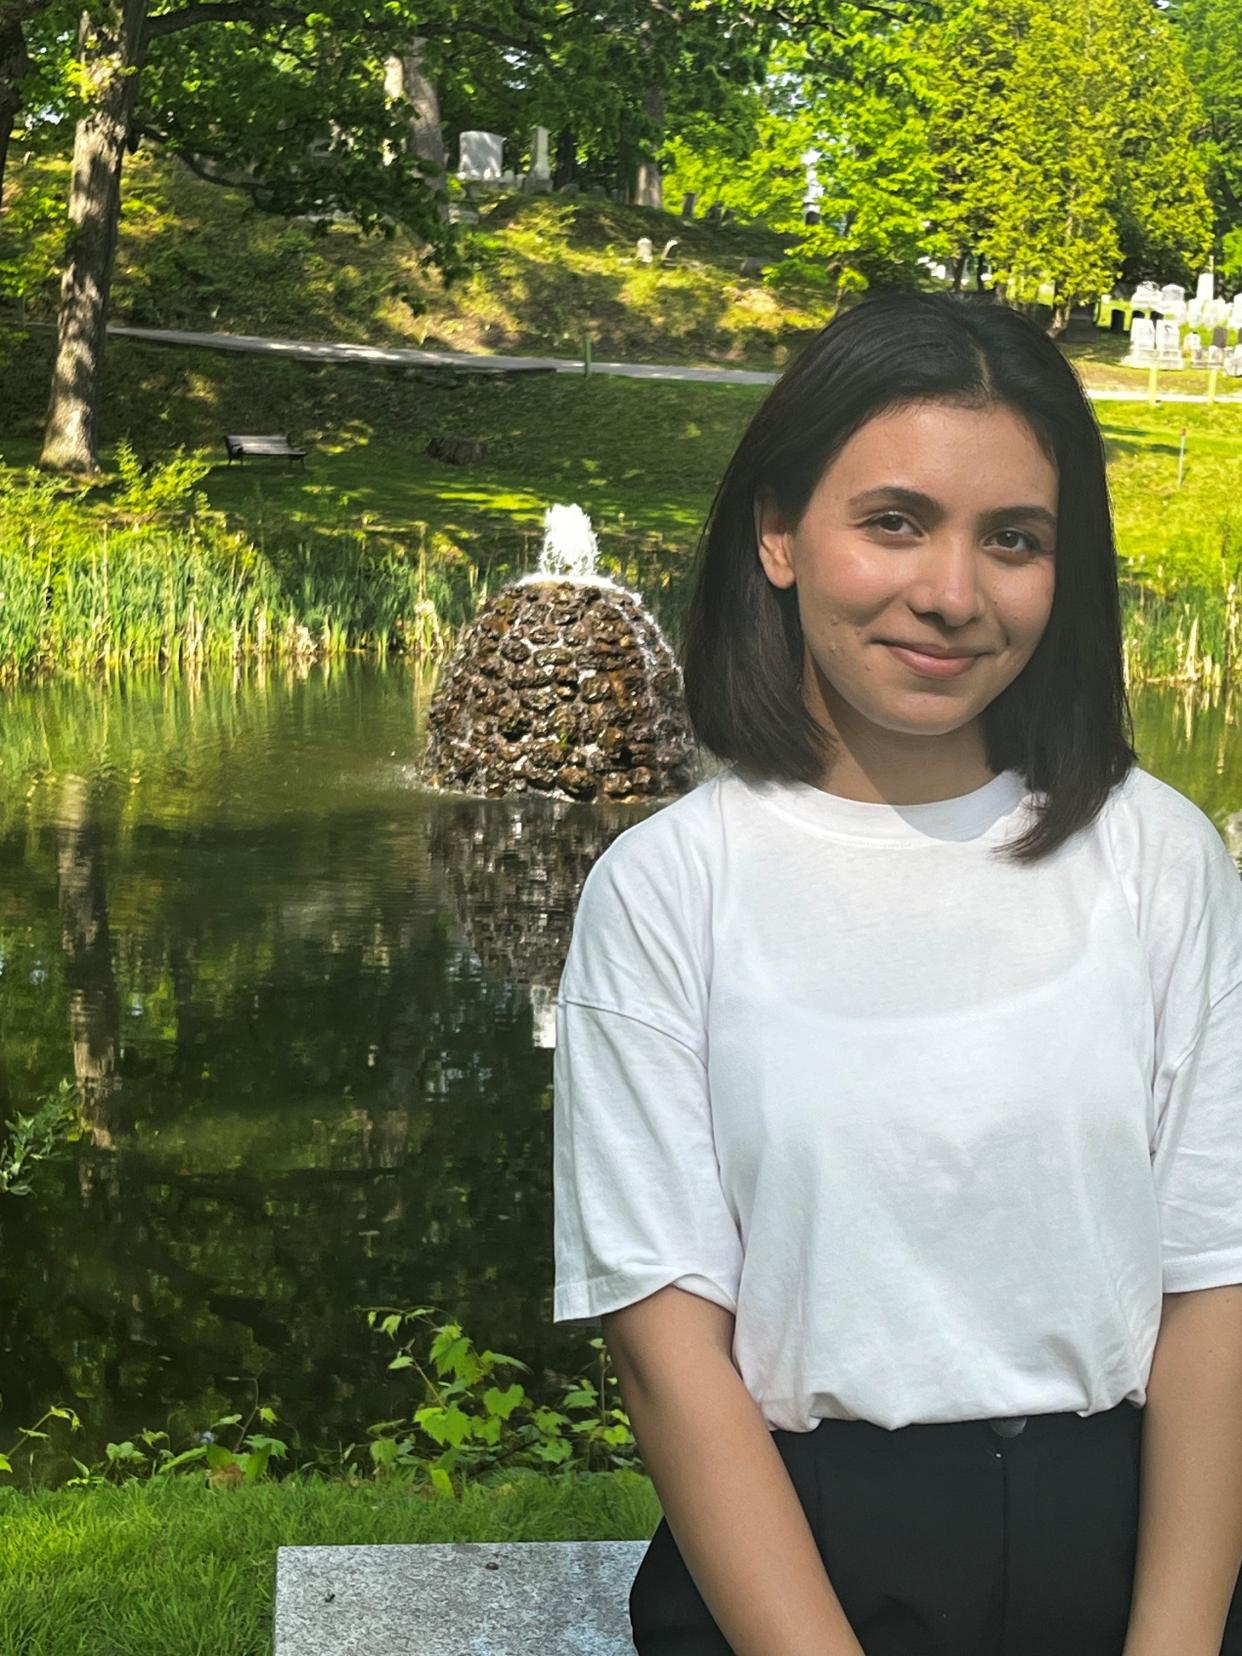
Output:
[418, 505, 698, 804]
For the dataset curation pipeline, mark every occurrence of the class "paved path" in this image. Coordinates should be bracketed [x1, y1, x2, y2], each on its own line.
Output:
[12, 318, 1242, 401]
[92, 323, 783, 387]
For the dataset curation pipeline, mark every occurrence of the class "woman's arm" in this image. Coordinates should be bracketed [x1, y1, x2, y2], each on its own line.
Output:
[606, 1286, 867, 1656]
[1122, 1283, 1242, 1656]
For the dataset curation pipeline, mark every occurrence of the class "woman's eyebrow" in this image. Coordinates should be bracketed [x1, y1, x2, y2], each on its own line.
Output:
[846, 486, 1057, 533]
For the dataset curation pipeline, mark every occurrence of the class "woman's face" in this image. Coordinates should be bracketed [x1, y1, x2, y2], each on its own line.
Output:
[756, 399, 1059, 751]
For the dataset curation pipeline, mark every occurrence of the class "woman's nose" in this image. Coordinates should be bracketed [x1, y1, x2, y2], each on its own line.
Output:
[906, 538, 987, 626]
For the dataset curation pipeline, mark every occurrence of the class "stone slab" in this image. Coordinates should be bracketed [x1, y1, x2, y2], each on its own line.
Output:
[273, 1541, 648, 1655]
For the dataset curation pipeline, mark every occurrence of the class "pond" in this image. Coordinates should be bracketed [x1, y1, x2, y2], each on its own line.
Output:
[0, 657, 1238, 1471]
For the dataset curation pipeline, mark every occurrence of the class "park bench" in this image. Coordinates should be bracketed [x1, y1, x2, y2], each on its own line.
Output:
[223, 433, 308, 468]
[273, 1540, 647, 1654]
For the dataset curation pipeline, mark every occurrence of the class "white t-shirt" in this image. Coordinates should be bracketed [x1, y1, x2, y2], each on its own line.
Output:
[551, 762, 1242, 1433]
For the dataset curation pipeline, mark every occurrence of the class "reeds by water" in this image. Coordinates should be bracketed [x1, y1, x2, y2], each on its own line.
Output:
[1, 471, 1237, 687]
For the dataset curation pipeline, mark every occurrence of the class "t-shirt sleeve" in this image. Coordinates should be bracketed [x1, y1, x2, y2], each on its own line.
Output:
[1139, 794, 1242, 1293]
[551, 827, 743, 1327]
[1153, 978, 1242, 1293]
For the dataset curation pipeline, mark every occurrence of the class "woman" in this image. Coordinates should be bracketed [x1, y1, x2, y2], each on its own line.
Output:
[551, 291, 1242, 1656]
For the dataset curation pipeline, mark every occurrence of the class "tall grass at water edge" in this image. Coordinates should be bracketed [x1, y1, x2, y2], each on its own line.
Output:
[2, 453, 1239, 688]
[0, 455, 470, 681]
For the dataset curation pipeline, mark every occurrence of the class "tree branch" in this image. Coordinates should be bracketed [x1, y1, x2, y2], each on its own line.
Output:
[145, 2, 304, 40]
[0, 0, 52, 25]
[144, 0, 547, 52]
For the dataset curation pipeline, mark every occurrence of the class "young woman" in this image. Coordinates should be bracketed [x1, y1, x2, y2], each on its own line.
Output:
[551, 291, 1242, 1656]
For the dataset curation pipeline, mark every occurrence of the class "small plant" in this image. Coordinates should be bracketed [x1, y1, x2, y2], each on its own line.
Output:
[0, 1313, 638, 1493]
[0, 1080, 79, 1197]
[108, 439, 213, 524]
[354, 1305, 638, 1496]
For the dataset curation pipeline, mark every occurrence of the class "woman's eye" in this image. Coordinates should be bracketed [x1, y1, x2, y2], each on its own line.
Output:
[993, 529, 1044, 554]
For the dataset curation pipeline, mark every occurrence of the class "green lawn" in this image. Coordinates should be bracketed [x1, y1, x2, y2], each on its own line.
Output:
[4, 333, 1240, 586]
[0, 1470, 660, 1656]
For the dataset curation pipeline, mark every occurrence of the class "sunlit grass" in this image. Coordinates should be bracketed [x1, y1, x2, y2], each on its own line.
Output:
[0, 1472, 660, 1656]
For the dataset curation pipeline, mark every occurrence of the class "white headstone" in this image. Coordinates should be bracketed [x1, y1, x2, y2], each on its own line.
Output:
[530, 127, 551, 179]
[1132, 280, 1163, 310]
[1128, 316, 1157, 362]
[458, 131, 505, 180]
[1155, 318, 1184, 366]
[1195, 271, 1215, 307]
[635, 237, 654, 264]
[1230, 293, 1242, 329]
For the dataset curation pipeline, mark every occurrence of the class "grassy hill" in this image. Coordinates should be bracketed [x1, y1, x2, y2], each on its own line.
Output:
[4, 152, 826, 371]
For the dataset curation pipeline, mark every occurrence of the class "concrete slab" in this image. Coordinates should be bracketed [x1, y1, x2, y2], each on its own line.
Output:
[273, 1540, 648, 1654]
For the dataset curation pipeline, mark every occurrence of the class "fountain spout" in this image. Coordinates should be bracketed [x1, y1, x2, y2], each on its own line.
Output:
[535, 504, 600, 583]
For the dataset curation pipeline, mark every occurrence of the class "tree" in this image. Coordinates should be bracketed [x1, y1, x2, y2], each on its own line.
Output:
[921, 0, 1029, 291]
[40, 0, 149, 475]
[0, 0, 62, 207]
[40, 0, 484, 475]
[662, 9, 944, 299]
[923, 0, 1213, 332]
[1166, 0, 1242, 274]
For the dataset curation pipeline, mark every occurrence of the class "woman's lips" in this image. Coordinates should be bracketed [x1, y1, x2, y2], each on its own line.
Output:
[883, 643, 980, 678]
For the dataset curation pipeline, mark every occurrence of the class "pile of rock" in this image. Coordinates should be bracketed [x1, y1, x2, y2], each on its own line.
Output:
[419, 578, 698, 803]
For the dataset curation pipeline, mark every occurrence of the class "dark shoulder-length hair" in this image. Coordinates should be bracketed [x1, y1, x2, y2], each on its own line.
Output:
[680, 290, 1137, 864]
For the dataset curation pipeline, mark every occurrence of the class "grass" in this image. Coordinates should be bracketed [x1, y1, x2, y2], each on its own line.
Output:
[0, 1470, 661, 1656]
[4, 151, 819, 371]
[2, 323, 1241, 687]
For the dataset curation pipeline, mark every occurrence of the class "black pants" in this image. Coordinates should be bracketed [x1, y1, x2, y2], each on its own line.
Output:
[629, 1400, 1242, 1655]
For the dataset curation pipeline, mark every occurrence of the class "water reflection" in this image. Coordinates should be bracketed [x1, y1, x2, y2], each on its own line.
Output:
[0, 659, 1236, 1469]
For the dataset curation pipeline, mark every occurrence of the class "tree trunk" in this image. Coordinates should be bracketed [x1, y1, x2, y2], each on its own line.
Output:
[56, 775, 128, 1146]
[39, 0, 149, 477]
[634, 85, 664, 209]
[0, 14, 30, 210]
[382, 36, 447, 212]
[552, 126, 574, 189]
[950, 250, 967, 293]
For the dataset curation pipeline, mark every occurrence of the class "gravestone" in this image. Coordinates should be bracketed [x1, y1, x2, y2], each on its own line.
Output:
[1125, 316, 1157, 367]
[659, 238, 679, 263]
[1196, 270, 1215, 308]
[1155, 318, 1184, 366]
[680, 192, 697, 221]
[1213, 324, 1229, 350]
[635, 237, 654, 264]
[1131, 280, 1162, 312]
[1231, 293, 1242, 329]
[458, 132, 505, 180]
[530, 127, 551, 181]
[273, 1541, 649, 1655]
[740, 256, 766, 277]
[1186, 331, 1203, 364]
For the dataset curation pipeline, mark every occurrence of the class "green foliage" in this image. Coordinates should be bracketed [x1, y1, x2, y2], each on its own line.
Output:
[0, 441, 471, 679]
[663, 19, 946, 296]
[925, 0, 1214, 314]
[109, 438, 212, 521]
[1172, 0, 1242, 251]
[0, 1081, 79, 1198]
[1, 1308, 636, 1492]
[0, 161, 67, 315]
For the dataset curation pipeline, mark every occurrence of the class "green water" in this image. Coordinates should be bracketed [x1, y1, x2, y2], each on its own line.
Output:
[0, 659, 1237, 1473]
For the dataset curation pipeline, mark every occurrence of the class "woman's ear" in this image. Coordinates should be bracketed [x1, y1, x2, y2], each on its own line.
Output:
[755, 489, 797, 591]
